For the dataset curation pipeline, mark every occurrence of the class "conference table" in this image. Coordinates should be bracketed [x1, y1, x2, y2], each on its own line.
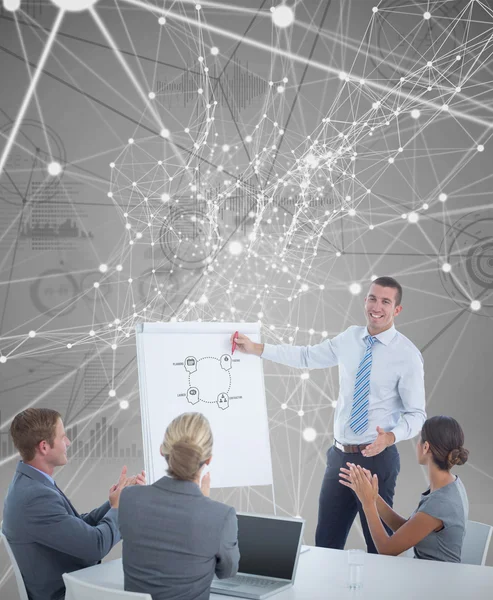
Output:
[68, 546, 493, 599]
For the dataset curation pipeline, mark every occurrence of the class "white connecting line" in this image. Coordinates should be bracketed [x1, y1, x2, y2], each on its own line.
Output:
[0, 9, 65, 180]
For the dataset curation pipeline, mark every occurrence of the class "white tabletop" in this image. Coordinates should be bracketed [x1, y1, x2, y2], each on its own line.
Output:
[69, 546, 493, 599]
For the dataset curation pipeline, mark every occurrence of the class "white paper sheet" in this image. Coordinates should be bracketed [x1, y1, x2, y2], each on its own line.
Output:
[136, 322, 273, 488]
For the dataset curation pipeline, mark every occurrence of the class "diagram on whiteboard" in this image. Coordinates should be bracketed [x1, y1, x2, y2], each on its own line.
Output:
[174, 354, 242, 410]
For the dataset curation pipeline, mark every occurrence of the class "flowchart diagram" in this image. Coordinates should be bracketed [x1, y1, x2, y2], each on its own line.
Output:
[180, 354, 237, 409]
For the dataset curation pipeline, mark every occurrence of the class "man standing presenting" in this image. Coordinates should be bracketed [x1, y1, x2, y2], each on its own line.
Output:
[2, 408, 146, 600]
[233, 277, 426, 553]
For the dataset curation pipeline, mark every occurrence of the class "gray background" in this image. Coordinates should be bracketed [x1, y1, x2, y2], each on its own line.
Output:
[1, 0, 493, 596]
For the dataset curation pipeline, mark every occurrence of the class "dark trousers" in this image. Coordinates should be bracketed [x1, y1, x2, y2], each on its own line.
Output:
[315, 444, 400, 553]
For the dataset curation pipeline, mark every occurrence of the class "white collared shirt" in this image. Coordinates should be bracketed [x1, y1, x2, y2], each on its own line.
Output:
[262, 324, 426, 444]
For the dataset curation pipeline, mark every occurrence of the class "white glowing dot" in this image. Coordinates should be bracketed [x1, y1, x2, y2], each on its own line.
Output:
[0, 356, 6, 364]
[303, 427, 317, 442]
[423, 11, 431, 19]
[119, 400, 130, 410]
[348, 208, 356, 216]
[161, 193, 170, 202]
[3, 0, 21, 11]
[99, 264, 108, 273]
[198, 88, 204, 94]
[50, 0, 98, 11]
[301, 372, 309, 380]
[116, 265, 123, 271]
[439, 193, 448, 202]
[93, 282, 100, 288]
[229, 241, 243, 255]
[128, 138, 134, 144]
[272, 4, 294, 28]
[111, 344, 117, 350]
[338, 71, 347, 80]
[245, 135, 252, 143]
[281, 403, 287, 409]
[331, 400, 337, 408]
[408, 212, 419, 224]
[372, 6, 378, 12]
[423, 203, 429, 210]
[195, 3, 201, 9]
[89, 330, 95, 336]
[349, 283, 362, 295]
[28, 330, 36, 338]
[442, 263, 452, 273]
[160, 128, 170, 138]
[47, 161, 62, 176]
[199, 295, 208, 304]
[67, 344, 72, 349]
[371, 274, 378, 281]
[477, 145, 485, 152]
[470, 300, 481, 311]
[211, 46, 219, 55]
[158, 16, 166, 25]
[308, 329, 314, 335]
[427, 61, 433, 67]
[301, 283, 309, 292]
[455, 86, 461, 93]
[336, 251, 341, 257]
[148, 91, 156, 99]
[388, 157, 394, 164]
[222, 144, 230, 152]
[322, 331, 328, 337]
[411, 109, 420, 119]
[110, 162, 115, 168]
[109, 389, 116, 397]
[298, 410, 304, 417]
[277, 86, 285, 93]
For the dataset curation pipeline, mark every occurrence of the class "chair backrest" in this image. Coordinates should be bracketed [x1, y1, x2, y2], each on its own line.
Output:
[0, 523, 29, 600]
[462, 520, 493, 566]
[63, 573, 152, 600]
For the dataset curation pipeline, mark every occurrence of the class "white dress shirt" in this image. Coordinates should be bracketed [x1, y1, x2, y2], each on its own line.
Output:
[261, 324, 426, 445]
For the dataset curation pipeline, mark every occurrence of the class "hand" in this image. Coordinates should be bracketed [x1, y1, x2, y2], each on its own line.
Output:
[361, 426, 395, 457]
[230, 332, 263, 356]
[126, 470, 146, 486]
[339, 463, 379, 507]
[109, 465, 133, 508]
[200, 471, 211, 497]
[340, 464, 372, 485]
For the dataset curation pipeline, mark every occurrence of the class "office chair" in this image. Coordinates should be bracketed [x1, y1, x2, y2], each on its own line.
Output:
[63, 572, 152, 600]
[0, 522, 29, 600]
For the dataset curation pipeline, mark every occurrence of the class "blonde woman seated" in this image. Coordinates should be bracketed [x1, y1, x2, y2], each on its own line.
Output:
[339, 415, 469, 562]
[119, 412, 239, 600]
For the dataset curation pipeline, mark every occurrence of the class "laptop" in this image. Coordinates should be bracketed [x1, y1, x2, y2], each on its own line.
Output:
[211, 512, 305, 600]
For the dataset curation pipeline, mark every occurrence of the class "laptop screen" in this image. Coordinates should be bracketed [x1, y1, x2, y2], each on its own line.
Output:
[236, 514, 303, 581]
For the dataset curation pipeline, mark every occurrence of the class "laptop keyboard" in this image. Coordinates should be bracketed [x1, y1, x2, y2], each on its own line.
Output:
[216, 575, 280, 588]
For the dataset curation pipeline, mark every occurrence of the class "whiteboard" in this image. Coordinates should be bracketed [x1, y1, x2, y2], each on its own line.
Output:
[135, 322, 273, 489]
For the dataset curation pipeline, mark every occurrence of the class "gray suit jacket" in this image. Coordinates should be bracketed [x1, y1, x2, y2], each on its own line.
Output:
[2, 462, 120, 600]
[119, 476, 240, 600]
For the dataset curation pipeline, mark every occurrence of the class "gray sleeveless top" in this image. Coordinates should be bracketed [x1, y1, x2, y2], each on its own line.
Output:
[412, 476, 468, 563]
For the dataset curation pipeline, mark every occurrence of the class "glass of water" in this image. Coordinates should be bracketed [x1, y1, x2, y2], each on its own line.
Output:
[347, 549, 365, 590]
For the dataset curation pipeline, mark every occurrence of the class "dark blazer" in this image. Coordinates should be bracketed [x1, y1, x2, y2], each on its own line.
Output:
[119, 476, 240, 600]
[2, 462, 120, 600]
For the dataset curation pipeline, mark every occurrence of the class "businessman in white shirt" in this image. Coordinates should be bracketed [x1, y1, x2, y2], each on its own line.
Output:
[233, 276, 426, 553]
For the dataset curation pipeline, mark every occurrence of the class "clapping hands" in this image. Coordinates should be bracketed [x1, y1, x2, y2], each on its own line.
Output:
[339, 463, 379, 507]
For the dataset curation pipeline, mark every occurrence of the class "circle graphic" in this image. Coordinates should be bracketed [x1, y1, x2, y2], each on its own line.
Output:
[159, 209, 220, 269]
[439, 209, 493, 317]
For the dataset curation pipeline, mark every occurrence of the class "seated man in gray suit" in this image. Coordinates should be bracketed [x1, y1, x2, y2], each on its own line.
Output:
[2, 408, 145, 600]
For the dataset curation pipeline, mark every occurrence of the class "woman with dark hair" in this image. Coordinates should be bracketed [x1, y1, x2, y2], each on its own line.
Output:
[339, 416, 469, 562]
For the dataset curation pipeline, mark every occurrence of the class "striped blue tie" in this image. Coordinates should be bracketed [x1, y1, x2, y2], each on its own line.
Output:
[349, 335, 377, 435]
